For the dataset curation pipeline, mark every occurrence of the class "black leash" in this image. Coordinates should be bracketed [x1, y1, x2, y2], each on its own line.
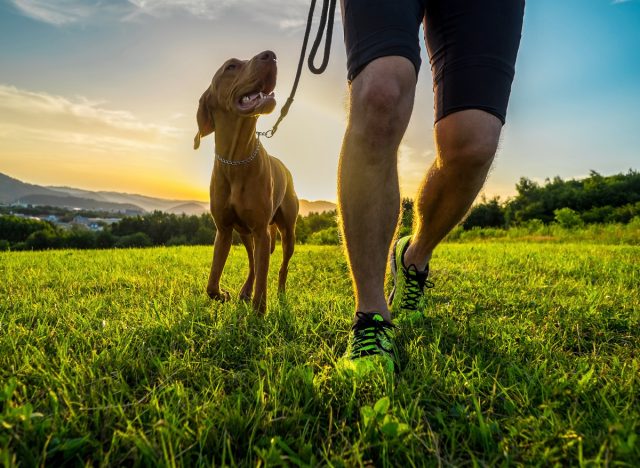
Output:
[257, 0, 337, 139]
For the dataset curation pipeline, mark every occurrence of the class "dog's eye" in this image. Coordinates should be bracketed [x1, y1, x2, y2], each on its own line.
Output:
[226, 64, 237, 71]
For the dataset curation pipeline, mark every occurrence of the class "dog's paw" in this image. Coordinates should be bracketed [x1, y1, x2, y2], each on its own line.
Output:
[207, 289, 231, 302]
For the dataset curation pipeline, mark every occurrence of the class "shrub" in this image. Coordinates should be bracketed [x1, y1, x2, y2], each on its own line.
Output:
[115, 232, 152, 248]
[25, 229, 62, 250]
[95, 231, 115, 249]
[308, 227, 340, 245]
[192, 226, 214, 245]
[166, 235, 188, 246]
[554, 207, 584, 229]
[64, 228, 97, 249]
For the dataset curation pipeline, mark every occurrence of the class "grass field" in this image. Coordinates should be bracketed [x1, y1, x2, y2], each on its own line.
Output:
[1, 243, 639, 466]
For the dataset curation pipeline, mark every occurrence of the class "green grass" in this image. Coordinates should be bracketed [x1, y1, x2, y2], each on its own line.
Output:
[1, 243, 639, 466]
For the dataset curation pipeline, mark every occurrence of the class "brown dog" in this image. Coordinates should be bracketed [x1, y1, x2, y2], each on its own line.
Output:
[194, 50, 299, 313]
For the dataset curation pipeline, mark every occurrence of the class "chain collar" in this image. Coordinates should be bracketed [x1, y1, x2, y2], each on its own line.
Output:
[215, 138, 261, 166]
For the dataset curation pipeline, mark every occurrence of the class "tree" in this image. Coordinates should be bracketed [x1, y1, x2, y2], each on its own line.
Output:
[463, 197, 505, 229]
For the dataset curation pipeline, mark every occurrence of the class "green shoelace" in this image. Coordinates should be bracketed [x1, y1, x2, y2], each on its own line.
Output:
[350, 312, 395, 359]
[400, 265, 434, 311]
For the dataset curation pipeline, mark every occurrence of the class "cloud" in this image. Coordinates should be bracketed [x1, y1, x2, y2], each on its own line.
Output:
[8, 0, 315, 29]
[611, 0, 633, 3]
[7, 0, 130, 25]
[0, 84, 181, 153]
[8, 0, 93, 25]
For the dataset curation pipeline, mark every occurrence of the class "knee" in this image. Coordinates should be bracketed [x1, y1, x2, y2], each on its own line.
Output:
[349, 75, 414, 151]
[436, 112, 501, 169]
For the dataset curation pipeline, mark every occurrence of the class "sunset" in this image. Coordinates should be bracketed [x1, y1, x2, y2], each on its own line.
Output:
[1, 1, 639, 465]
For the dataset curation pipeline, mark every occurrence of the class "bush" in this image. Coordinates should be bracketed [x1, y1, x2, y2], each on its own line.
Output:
[554, 207, 584, 229]
[308, 227, 340, 245]
[25, 229, 62, 250]
[463, 197, 505, 229]
[0, 215, 52, 243]
[192, 226, 214, 245]
[0, 239, 9, 251]
[95, 231, 115, 249]
[64, 228, 97, 249]
[115, 232, 152, 248]
[166, 235, 188, 246]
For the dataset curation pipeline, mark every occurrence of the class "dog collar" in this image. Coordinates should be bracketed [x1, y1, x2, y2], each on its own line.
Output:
[215, 139, 261, 166]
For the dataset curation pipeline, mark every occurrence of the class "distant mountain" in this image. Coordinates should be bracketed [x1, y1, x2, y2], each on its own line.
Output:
[0, 173, 62, 203]
[166, 202, 209, 215]
[15, 194, 144, 213]
[49, 186, 208, 212]
[299, 200, 336, 216]
[0, 172, 336, 215]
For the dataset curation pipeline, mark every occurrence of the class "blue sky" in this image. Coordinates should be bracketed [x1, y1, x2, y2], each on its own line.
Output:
[0, 0, 638, 201]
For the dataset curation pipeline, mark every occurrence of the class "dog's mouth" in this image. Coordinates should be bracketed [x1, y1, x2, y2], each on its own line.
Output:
[237, 90, 275, 112]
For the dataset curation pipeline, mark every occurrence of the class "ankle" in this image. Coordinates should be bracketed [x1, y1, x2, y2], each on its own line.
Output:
[403, 242, 431, 272]
[356, 307, 392, 323]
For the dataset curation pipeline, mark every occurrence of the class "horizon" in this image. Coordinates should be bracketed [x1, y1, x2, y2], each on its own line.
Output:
[1, 0, 639, 203]
[3, 168, 640, 208]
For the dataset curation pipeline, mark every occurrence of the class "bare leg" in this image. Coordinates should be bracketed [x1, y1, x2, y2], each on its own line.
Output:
[207, 228, 233, 300]
[403, 109, 502, 270]
[239, 233, 255, 301]
[338, 56, 417, 322]
[252, 227, 271, 313]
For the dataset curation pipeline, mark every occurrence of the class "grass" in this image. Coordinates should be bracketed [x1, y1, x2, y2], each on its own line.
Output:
[1, 243, 639, 466]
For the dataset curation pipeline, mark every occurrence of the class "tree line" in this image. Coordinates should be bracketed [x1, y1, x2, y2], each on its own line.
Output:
[460, 169, 639, 230]
[0, 210, 339, 251]
[1, 170, 637, 251]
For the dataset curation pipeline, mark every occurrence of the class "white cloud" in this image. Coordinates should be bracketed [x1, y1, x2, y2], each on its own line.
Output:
[0, 84, 181, 153]
[9, 0, 93, 25]
[7, 0, 131, 25]
[8, 0, 315, 28]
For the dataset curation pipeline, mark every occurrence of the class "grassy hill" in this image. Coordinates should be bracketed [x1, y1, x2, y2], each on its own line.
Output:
[1, 244, 638, 465]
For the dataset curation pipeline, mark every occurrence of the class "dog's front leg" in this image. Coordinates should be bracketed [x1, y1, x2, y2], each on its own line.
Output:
[207, 228, 233, 301]
[252, 227, 271, 314]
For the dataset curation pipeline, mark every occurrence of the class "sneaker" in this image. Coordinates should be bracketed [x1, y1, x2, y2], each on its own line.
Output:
[343, 312, 396, 375]
[388, 236, 433, 319]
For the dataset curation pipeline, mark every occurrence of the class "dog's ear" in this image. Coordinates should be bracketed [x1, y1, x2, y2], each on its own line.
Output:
[194, 88, 215, 150]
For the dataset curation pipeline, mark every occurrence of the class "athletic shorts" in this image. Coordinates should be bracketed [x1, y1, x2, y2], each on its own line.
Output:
[342, 0, 525, 124]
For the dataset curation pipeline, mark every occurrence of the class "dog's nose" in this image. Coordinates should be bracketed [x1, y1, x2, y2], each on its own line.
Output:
[258, 50, 277, 62]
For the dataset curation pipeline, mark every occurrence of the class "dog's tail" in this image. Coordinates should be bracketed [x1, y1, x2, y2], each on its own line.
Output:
[270, 224, 277, 254]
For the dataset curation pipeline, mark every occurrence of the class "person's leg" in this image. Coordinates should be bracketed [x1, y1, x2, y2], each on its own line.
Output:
[338, 56, 417, 322]
[401, 0, 525, 271]
[403, 109, 502, 269]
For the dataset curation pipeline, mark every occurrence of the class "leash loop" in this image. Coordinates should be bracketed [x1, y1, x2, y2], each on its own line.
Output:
[257, 0, 336, 139]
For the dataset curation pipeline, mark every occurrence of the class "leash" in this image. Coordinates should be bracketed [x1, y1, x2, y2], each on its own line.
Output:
[256, 0, 337, 139]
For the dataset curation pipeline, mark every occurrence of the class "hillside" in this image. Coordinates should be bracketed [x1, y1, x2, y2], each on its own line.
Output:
[0, 172, 336, 215]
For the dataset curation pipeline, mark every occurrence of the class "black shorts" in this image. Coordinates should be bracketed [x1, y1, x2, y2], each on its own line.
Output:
[342, 0, 525, 124]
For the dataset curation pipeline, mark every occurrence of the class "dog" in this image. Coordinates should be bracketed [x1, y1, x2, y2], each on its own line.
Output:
[194, 50, 299, 314]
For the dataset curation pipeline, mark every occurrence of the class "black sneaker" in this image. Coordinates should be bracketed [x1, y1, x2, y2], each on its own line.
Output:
[339, 312, 396, 375]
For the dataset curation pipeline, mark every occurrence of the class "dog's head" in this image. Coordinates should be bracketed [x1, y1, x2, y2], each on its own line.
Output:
[194, 50, 277, 149]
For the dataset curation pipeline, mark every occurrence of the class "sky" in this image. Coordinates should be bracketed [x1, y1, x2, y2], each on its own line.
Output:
[0, 0, 638, 202]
